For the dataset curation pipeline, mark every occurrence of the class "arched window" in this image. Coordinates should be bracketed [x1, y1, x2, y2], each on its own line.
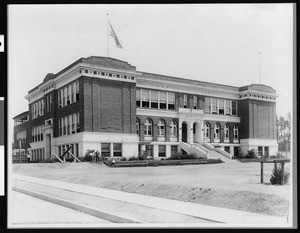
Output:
[224, 124, 229, 139]
[136, 119, 140, 135]
[170, 120, 177, 137]
[144, 118, 152, 136]
[204, 123, 210, 138]
[214, 124, 220, 139]
[233, 125, 238, 139]
[158, 120, 165, 136]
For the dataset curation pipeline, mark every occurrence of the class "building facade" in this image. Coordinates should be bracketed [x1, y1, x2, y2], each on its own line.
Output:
[12, 56, 278, 161]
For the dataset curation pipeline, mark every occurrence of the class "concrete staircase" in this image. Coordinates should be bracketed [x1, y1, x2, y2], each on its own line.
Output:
[179, 142, 208, 159]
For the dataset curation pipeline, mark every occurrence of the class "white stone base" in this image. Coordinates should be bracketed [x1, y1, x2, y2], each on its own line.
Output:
[240, 138, 278, 156]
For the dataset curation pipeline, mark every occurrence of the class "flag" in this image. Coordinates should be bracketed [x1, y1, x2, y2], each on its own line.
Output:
[109, 21, 123, 49]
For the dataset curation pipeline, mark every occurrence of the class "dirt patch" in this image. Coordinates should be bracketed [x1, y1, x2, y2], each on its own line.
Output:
[12, 162, 291, 217]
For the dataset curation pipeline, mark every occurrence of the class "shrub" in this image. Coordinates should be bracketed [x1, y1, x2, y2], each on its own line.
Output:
[245, 149, 257, 159]
[84, 149, 94, 162]
[120, 157, 127, 161]
[270, 166, 290, 185]
[128, 156, 139, 161]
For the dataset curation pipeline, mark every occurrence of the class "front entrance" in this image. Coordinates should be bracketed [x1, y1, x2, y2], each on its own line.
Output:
[182, 122, 187, 143]
[46, 134, 51, 158]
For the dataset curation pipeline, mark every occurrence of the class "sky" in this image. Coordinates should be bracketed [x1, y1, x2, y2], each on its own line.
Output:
[8, 4, 294, 125]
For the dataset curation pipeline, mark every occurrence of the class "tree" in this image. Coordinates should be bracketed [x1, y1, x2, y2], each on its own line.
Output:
[276, 112, 291, 142]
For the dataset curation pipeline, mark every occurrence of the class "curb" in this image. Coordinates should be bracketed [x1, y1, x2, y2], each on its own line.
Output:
[12, 186, 140, 224]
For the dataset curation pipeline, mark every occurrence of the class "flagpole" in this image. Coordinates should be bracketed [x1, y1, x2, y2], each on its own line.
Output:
[259, 51, 261, 84]
[107, 13, 109, 57]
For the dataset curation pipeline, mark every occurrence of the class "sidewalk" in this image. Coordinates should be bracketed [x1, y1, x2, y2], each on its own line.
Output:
[12, 174, 290, 227]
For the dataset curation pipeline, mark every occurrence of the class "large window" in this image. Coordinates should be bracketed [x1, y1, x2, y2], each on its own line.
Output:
[151, 90, 158, 108]
[168, 93, 175, 110]
[31, 125, 44, 142]
[233, 125, 238, 139]
[142, 89, 150, 108]
[224, 124, 229, 139]
[144, 118, 152, 136]
[193, 96, 197, 109]
[136, 89, 141, 108]
[264, 147, 269, 157]
[204, 123, 210, 138]
[214, 124, 220, 139]
[205, 97, 211, 113]
[232, 101, 237, 116]
[225, 100, 231, 115]
[58, 112, 80, 137]
[158, 145, 166, 157]
[101, 143, 110, 157]
[183, 94, 187, 108]
[159, 92, 167, 109]
[170, 120, 177, 137]
[58, 80, 79, 109]
[145, 145, 153, 158]
[218, 99, 224, 115]
[211, 98, 218, 114]
[157, 120, 165, 136]
[113, 143, 122, 157]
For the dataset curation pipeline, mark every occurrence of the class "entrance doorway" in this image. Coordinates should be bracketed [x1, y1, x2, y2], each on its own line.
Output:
[182, 122, 187, 143]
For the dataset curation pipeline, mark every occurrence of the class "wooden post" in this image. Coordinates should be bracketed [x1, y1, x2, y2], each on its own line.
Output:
[281, 162, 285, 185]
[260, 162, 264, 183]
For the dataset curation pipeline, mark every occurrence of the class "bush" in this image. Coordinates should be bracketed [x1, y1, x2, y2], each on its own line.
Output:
[270, 166, 289, 185]
[84, 149, 94, 162]
[128, 156, 139, 161]
[245, 149, 257, 159]
[120, 157, 127, 161]
[166, 151, 199, 160]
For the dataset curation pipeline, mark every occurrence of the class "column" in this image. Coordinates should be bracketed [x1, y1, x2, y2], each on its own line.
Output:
[198, 121, 203, 143]
[179, 120, 182, 142]
[110, 143, 113, 157]
[166, 144, 171, 158]
[153, 144, 159, 159]
[187, 121, 193, 144]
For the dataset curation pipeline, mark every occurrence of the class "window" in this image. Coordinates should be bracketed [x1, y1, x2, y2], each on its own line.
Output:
[171, 145, 178, 156]
[49, 94, 52, 111]
[232, 101, 237, 116]
[76, 81, 79, 101]
[59, 118, 63, 136]
[41, 125, 44, 141]
[264, 147, 269, 157]
[72, 114, 76, 134]
[170, 121, 177, 137]
[58, 146, 61, 156]
[136, 119, 139, 135]
[68, 115, 72, 135]
[67, 85, 72, 105]
[64, 116, 68, 135]
[233, 125, 238, 139]
[136, 89, 141, 108]
[76, 112, 80, 132]
[204, 123, 210, 138]
[58, 90, 62, 108]
[63, 87, 67, 107]
[225, 100, 231, 115]
[158, 145, 166, 157]
[142, 89, 149, 108]
[258, 146, 263, 157]
[144, 118, 152, 136]
[211, 98, 217, 114]
[214, 124, 220, 139]
[218, 99, 224, 114]
[224, 124, 229, 139]
[183, 94, 187, 108]
[72, 83, 76, 103]
[151, 90, 158, 108]
[145, 145, 153, 158]
[113, 143, 122, 157]
[159, 92, 167, 109]
[158, 120, 165, 136]
[168, 92, 175, 110]
[101, 143, 110, 157]
[75, 143, 79, 157]
[193, 96, 197, 109]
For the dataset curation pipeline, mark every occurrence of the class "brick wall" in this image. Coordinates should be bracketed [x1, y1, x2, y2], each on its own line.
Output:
[239, 99, 276, 139]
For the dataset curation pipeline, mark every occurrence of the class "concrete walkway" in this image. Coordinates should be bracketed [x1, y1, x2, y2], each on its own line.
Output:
[11, 174, 290, 227]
